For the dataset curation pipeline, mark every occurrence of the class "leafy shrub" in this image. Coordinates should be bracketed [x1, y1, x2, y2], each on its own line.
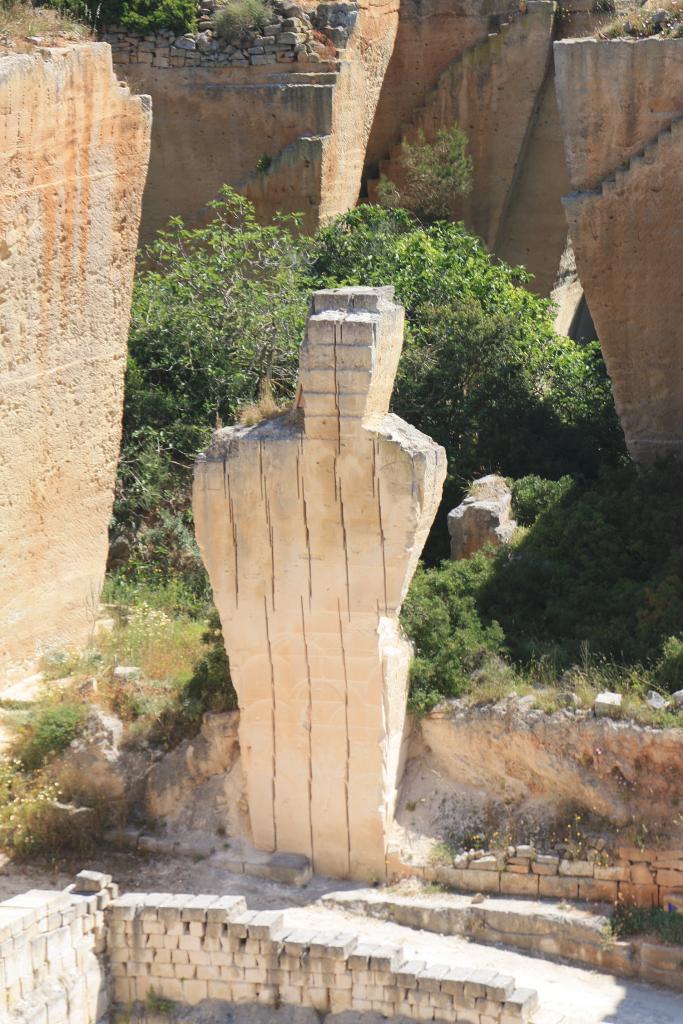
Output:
[184, 609, 238, 714]
[376, 125, 473, 223]
[0, 760, 62, 856]
[116, 197, 622, 581]
[401, 554, 506, 713]
[312, 205, 624, 560]
[610, 901, 683, 945]
[401, 461, 683, 710]
[42, 0, 196, 33]
[510, 474, 574, 527]
[654, 635, 683, 695]
[13, 704, 86, 770]
[481, 461, 683, 674]
[214, 0, 272, 41]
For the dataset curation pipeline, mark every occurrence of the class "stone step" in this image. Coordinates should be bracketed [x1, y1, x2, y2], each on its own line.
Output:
[321, 886, 683, 993]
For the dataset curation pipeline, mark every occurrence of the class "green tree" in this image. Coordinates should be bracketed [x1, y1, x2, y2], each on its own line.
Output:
[376, 125, 473, 223]
[116, 189, 309, 583]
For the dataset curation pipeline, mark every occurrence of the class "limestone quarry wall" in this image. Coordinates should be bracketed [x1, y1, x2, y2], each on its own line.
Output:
[0, 44, 151, 672]
[117, 0, 398, 241]
[555, 36, 683, 191]
[555, 37, 683, 462]
[364, 0, 513, 171]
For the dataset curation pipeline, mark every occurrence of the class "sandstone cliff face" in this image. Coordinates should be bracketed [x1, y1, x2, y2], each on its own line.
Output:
[194, 288, 446, 879]
[369, 2, 555, 253]
[0, 44, 151, 671]
[120, 0, 398, 240]
[555, 38, 683, 462]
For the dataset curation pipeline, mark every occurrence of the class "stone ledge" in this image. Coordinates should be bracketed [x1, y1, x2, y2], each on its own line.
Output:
[322, 888, 683, 993]
[106, 889, 537, 1022]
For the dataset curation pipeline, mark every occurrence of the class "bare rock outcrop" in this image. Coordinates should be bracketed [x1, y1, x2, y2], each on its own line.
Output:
[402, 697, 683, 843]
[145, 711, 249, 838]
[555, 37, 683, 463]
[194, 287, 446, 879]
[0, 44, 151, 671]
[448, 475, 517, 561]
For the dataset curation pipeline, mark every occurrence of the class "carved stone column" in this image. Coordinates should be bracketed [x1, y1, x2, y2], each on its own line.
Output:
[194, 287, 446, 878]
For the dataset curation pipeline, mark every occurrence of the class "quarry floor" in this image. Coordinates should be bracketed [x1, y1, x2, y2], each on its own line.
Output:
[3, 852, 683, 1023]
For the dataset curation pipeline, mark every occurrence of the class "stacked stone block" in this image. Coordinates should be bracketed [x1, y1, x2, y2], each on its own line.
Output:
[103, 2, 356, 69]
[1, 872, 115, 1023]
[194, 287, 446, 879]
[391, 842, 683, 909]
[108, 892, 538, 1023]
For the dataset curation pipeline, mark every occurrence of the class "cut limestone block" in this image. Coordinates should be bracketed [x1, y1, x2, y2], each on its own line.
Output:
[194, 287, 446, 879]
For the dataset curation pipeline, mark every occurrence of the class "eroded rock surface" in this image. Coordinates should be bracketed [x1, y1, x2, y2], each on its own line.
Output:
[448, 475, 517, 561]
[0, 44, 151, 671]
[194, 287, 446, 878]
[146, 711, 249, 838]
[403, 697, 683, 843]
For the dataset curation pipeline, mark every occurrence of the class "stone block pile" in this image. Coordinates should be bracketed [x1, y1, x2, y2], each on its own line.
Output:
[1, 871, 115, 1023]
[108, 891, 538, 1022]
[104, 1, 359, 69]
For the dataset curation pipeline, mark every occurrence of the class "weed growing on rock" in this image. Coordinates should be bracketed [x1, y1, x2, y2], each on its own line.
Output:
[610, 901, 683, 946]
[214, 0, 273, 42]
[12, 703, 86, 770]
[0, 760, 61, 856]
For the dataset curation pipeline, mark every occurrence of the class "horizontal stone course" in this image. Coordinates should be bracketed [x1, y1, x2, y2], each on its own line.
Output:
[106, 890, 536, 1022]
[1, 875, 114, 1023]
[395, 841, 683, 909]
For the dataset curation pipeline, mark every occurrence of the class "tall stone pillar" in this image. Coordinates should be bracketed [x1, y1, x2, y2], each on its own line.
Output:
[193, 287, 446, 879]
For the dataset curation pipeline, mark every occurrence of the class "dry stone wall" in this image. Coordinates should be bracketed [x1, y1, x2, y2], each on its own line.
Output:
[194, 288, 446, 880]
[555, 37, 683, 463]
[1, 872, 116, 1023]
[107, 891, 538, 1021]
[0, 44, 151, 672]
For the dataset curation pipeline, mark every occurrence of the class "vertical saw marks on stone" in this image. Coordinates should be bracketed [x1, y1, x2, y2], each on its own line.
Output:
[193, 287, 446, 879]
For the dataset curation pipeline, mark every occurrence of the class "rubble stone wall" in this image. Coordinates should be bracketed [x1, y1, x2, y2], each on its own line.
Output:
[0, 44, 151, 672]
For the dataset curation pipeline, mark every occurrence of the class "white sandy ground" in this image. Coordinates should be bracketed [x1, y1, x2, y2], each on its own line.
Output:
[2, 854, 682, 1023]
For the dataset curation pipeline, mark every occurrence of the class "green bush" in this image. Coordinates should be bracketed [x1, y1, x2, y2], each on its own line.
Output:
[654, 635, 683, 694]
[400, 461, 683, 709]
[610, 901, 683, 945]
[116, 196, 622, 580]
[14, 703, 86, 770]
[43, 0, 197, 34]
[510, 474, 574, 527]
[184, 609, 238, 714]
[376, 125, 473, 223]
[214, 0, 272, 41]
[481, 461, 683, 674]
[401, 554, 506, 713]
[312, 205, 624, 560]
